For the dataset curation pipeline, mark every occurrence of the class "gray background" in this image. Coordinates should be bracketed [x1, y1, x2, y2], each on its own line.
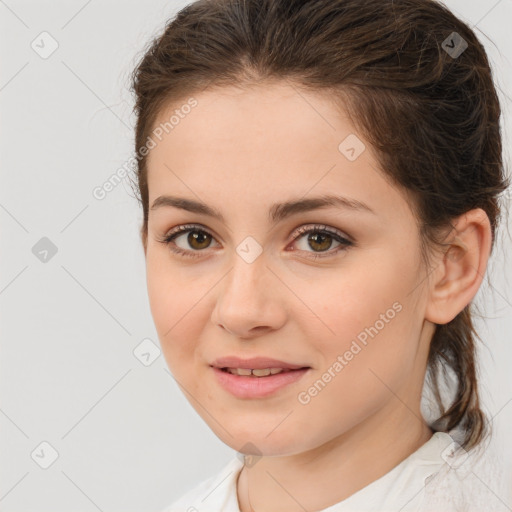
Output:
[1, 1, 511, 511]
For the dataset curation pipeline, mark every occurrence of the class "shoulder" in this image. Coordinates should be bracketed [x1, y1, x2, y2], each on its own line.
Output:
[419, 433, 512, 512]
[159, 456, 244, 512]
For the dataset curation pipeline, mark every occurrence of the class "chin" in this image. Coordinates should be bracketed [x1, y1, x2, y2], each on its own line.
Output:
[207, 421, 308, 456]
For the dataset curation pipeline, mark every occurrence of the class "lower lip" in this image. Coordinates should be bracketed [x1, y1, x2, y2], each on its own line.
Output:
[212, 367, 310, 398]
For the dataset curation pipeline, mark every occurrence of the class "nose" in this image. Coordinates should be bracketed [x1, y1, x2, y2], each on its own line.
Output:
[211, 253, 287, 339]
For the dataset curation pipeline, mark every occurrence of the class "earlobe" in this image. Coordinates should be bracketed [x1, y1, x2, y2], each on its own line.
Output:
[424, 208, 492, 325]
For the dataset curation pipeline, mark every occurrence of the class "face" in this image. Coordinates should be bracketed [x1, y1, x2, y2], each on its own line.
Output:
[144, 82, 433, 456]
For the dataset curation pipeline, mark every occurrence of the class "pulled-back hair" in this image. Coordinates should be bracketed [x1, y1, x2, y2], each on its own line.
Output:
[130, 0, 510, 450]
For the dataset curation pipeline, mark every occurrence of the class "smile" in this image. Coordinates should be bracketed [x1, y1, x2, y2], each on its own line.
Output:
[222, 367, 293, 376]
[212, 366, 311, 398]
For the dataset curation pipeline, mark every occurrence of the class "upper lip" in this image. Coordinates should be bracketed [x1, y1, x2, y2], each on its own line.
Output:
[211, 356, 310, 370]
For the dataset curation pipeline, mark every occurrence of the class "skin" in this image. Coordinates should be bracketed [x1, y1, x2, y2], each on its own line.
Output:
[142, 81, 492, 512]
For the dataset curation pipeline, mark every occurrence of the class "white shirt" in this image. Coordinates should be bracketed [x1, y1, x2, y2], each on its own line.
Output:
[161, 431, 511, 512]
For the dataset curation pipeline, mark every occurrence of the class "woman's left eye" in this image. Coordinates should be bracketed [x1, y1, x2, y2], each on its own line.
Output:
[157, 223, 354, 260]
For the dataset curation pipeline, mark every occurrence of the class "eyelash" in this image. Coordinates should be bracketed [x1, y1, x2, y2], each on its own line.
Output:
[157, 223, 354, 261]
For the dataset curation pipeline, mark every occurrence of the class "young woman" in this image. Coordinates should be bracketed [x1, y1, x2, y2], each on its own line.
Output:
[129, 0, 511, 510]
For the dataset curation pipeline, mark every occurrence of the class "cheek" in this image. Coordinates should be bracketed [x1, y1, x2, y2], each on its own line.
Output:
[301, 251, 421, 382]
[146, 254, 173, 332]
[300, 257, 409, 339]
[146, 248, 196, 325]
[145, 253, 204, 366]
[293, 307, 419, 447]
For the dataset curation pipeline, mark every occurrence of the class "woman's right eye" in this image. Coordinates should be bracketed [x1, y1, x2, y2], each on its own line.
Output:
[158, 224, 219, 259]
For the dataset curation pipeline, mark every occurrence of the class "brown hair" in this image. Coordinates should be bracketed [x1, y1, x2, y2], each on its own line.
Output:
[129, 0, 510, 450]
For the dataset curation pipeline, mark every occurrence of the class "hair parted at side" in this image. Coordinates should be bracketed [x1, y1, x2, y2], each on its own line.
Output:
[129, 0, 510, 450]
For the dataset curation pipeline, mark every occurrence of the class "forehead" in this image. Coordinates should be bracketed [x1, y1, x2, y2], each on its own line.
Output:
[145, 82, 412, 224]
[149, 82, 344, 159]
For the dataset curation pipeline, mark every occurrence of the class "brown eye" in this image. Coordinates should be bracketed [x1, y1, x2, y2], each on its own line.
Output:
[291, 224, 353, 259]
[157, 224, 220, 259]
[164, 226, 218, 253]
[185, 230, 212, 250]
[305, 232, 334, 252]
[159, 223, 354, 261]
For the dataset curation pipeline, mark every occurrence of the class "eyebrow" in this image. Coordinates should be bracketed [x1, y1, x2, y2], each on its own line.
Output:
[150, 194, 376, 224]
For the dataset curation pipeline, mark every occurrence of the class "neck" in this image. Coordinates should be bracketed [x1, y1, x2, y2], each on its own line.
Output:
[237, 404, 433, 512]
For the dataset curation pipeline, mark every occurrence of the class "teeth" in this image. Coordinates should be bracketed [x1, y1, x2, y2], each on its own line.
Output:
[252, 368, 272, 377]
[229, 368, 252, 376]
[226, 367, 286, 376]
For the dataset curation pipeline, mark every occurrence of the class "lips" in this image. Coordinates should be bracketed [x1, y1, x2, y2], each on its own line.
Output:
[211, 365, 311, 398]
[210, 356, 312, 398]
[211, 355, 310, 371]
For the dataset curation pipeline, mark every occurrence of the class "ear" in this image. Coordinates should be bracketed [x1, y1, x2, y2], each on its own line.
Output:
[425, 208, 492, 325]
